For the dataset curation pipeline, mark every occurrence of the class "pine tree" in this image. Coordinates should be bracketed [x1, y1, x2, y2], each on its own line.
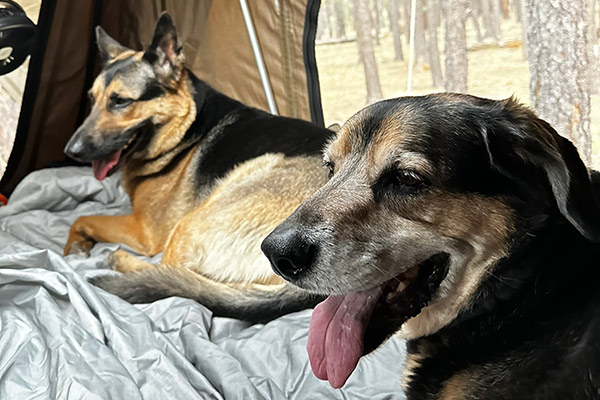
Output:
[525, 0, 592, 164]
[443, 0, 468, 92]
[354, 0, 384, 103]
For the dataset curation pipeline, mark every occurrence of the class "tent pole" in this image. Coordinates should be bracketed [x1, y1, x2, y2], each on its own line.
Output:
[238, 0, 279, 115]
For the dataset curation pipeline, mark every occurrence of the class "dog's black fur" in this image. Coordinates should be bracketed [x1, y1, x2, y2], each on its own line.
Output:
[406, 219, 600, 399]
[263, 94, 600, 398]
[372, 97, 600, 399]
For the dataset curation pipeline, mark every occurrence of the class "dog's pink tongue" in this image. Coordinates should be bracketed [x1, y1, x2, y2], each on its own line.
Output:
[91, 150, 122, 181]
[307, 287, 381, 389]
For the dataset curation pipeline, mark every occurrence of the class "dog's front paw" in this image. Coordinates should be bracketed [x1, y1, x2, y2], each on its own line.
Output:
[108, 249, 153, 273]
[64, 216, 98, 257]
[106, 250, 130, 271]
[64, 238, 94, 257]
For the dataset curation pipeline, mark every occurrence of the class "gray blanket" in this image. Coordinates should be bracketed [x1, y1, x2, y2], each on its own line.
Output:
[0, 167, 407, 399]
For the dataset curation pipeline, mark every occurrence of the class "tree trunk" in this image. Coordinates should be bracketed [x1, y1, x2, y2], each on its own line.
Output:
[481, 0, 501, 41]
[334, 0, 347, 39]
[354, 0, 383, 103]
[402, 0, 411, 36]
[587, 0, 599, 94]
[491, 0, 503, 37]
[501, 0, 510, 19]
[520, 0, 527, 59]
[467, 0, 484, 43]
[513, 0, 521, 22]
[389, 0, 405, 61]
[443, 0, 468, 93]
[526, 0, 592, 164]
[426, 0, 444, 87]
[326, 0, 336, 38]
[415, 0, 428, 61]
[368, 0, 379, 45]
[316, 2, 329, 41]
[481, 0, 493, 39]
[372, 0, 381, 44]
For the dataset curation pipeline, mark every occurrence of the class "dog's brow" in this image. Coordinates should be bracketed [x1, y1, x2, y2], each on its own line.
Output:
[89, 79, 104, 102]
[394, 152, 433, 176]
[103, 55, 136, 86]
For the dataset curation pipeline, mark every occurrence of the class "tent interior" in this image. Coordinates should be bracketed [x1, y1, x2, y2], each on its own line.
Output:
[1, 0, 326, 192]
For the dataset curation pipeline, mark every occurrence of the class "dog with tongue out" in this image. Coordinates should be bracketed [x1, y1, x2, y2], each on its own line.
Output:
[306, 289, 381, 389]
[262, 210, 449, 391]
[262, 94, 600, 399]
[91, 150, 122, 181]
[303, 252, 447, 390]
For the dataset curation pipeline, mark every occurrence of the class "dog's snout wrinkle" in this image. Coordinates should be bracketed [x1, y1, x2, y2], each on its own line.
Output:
[261, 226, 317, 282]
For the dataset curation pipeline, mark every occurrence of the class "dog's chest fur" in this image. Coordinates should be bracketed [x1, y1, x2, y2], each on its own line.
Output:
[405, 314, 600, 399]
[402, 225, 600, 400]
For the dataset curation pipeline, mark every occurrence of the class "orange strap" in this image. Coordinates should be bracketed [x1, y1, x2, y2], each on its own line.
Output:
[0, 193, 7, 206]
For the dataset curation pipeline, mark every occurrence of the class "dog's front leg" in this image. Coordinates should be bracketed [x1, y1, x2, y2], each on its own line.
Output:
[64, 214, 160, 257]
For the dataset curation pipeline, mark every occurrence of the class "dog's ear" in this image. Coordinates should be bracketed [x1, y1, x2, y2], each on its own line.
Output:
[143, 12, 185, 89]
[483, 100, 600, 242]
[96, 26, 130, 62]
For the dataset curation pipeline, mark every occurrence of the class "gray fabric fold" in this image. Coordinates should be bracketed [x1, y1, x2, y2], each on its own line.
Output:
[0, 167, 406, 399]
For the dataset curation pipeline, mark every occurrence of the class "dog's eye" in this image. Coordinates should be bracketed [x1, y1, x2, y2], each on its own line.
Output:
[396, 170, 425, 187]
[323, 161, 335, 178]
[108, 94, 134, 109]
[372, 168, 428, 202]
[371, 167, 430, 203]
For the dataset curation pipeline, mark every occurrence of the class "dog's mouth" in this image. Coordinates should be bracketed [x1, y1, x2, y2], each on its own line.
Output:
[307, 252, 450, 388]
[91, 134, 140, 181]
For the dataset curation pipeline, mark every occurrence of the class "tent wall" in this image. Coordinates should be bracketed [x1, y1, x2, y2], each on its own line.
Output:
[1, 0, 323, 192]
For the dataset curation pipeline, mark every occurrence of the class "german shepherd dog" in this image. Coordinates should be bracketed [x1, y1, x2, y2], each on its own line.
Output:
[63, 13, 331, 322]
[262, 94, 600, 398]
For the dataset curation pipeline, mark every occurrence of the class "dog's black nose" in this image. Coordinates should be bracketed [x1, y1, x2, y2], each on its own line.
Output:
[64, 134, 87, 161]
[261, 226, 316, 282]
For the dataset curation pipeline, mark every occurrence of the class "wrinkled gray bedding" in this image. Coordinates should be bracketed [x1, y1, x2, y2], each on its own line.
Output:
[0, 167, 407, 399]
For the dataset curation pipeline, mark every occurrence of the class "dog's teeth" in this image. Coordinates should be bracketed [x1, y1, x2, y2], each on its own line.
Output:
[386, 292, 396, 302]
[396, 281, 407, 292]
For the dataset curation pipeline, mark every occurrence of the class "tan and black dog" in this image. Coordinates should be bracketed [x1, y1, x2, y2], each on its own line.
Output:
[262, 94, 600, 399]
[63, 13, 331, 322]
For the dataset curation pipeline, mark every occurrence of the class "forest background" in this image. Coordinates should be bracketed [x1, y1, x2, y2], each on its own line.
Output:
[315, 0, 600, 167]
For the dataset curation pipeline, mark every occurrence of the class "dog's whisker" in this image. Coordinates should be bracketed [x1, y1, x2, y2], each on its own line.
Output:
[483, 269, 518, 290]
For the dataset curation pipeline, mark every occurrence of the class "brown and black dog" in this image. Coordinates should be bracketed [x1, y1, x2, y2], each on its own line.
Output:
[262, 94, 600, 399]
[63, 13, 331, 322]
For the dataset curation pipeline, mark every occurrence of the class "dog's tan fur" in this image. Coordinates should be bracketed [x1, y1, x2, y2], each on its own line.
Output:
[438, 371, 474, 400]
[402, 351, 424, 392]
[64, 16, 330, 317]
[65, 63, 327, 285]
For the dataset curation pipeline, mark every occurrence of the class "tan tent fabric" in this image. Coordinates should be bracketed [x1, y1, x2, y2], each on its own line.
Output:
[2, 0, 320, 192]
[101, 0, 312, 118]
